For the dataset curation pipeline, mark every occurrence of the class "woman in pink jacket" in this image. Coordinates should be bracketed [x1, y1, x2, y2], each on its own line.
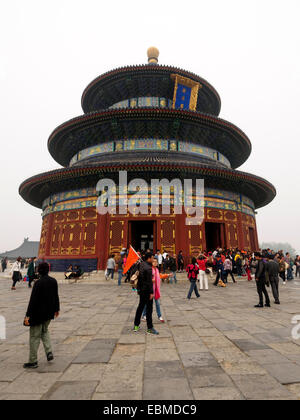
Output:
[142, 258, 165, 323]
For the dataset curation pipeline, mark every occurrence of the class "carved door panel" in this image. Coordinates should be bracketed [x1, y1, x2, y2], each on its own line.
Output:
[189, 225, 203, 257]
[61, 223, 81, 255]
[39, 216, 49, 257]
[109, 220, 124, 255]
[228, 223, 238, 248]
[243, 225, 250, 249]
[82, 222, 97, 255]
[160, 219, 175, 256]
[50, 224, 62, 255]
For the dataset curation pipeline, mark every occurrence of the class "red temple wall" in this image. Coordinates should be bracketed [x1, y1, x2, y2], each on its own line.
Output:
[39, 207, 259, 270]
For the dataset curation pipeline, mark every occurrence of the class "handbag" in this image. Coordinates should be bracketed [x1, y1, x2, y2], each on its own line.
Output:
[130, 270, 139, 288]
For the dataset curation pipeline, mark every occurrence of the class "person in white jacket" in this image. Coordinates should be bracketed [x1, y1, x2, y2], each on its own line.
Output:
[10, 257, 22, 290]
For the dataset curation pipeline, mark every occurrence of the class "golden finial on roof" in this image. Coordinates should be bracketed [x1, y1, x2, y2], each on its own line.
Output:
[147, 46, 159, 64]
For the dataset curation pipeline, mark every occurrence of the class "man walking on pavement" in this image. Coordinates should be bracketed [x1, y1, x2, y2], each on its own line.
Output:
[254, 252, 270, 308]
[266, 255, 280, 304]
[23, 262, 60, 369]
[133, 252, 159, 335]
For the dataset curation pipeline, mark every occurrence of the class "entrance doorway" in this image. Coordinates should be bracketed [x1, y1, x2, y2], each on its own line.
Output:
[128, 221, 155, 252]
[205, 222, 226, 251]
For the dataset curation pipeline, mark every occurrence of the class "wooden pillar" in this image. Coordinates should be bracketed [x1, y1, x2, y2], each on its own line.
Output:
[236, 212, 244, 250]
[44, 213, 54, 258]
[176, 210, 190, 266]
[96, 212, 110, 270]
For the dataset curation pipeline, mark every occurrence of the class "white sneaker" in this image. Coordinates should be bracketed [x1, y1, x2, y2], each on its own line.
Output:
[283, 282, 286, 285]
[142, 316, 146, 321]
[158, 317, 165, 323]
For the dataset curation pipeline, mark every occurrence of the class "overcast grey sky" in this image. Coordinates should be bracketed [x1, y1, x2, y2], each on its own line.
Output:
[0, 0, 299, 254]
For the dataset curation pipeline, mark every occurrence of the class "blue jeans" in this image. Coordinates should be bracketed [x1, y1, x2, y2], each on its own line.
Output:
[169, 272, 177, 284]
[187, 281, 200, 299]
[107, 268, 114, 279]
[143, 298, 161, 318]
[118, 269, 123, 285]
[287, 267, 294, 280]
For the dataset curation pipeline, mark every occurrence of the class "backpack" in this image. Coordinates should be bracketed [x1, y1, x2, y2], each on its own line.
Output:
[187, 264, 199, 281]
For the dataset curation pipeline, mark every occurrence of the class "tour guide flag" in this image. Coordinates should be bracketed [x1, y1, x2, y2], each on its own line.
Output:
[171, 74, 201, 111]
[123, 246, 140, 274]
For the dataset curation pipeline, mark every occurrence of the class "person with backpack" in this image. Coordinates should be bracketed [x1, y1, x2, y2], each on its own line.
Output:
[254, 252, 270, 308]
[133, 252, 159, 335]
[186, 257, 200, 299]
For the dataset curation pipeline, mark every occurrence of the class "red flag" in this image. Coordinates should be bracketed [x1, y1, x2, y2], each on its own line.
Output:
[123, 246, 140, 274]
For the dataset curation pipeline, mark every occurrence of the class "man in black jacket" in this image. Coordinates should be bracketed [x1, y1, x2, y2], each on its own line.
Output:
[23, 262, 60, 369]
[254, 252, 270, 308]
[266, 255, 280, 304]
[133, 252, 159, 335]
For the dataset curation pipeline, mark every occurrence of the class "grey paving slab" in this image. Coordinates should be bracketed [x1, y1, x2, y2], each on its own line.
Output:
[185, 366, 234, 388]
[143, 377, 193, 400]
[144, 361, 185, 379]
[72, 339, 117, 363]
[0, 382, 10, 392]
[231, 374, 297, 399]
[192, 386, 244, 400]
[4, 372, 61, 394]
[210, 320, 240, 331]
[232, 339, 270, 351]
[92, 391, 142, 400]
[263, 362, 300, 384]
[246, 349, 292, 365]
[96, 367, 142, 393]
[180, 352, 219, 368]
[58, 363, 106, 381]
[35, 356, 74, 373]
[42, 381, 98, 400]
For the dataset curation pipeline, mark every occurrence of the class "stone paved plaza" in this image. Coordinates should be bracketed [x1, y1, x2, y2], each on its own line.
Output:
[1, 274, 300, 400]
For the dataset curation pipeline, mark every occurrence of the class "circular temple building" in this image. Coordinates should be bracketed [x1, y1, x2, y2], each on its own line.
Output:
[19, 48, 276, 271]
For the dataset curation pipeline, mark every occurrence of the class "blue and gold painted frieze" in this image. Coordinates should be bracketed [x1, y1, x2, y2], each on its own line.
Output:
[69, 139, 231, 168]
[109, 97, 173, 110]
[42, 186, 255, 217]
